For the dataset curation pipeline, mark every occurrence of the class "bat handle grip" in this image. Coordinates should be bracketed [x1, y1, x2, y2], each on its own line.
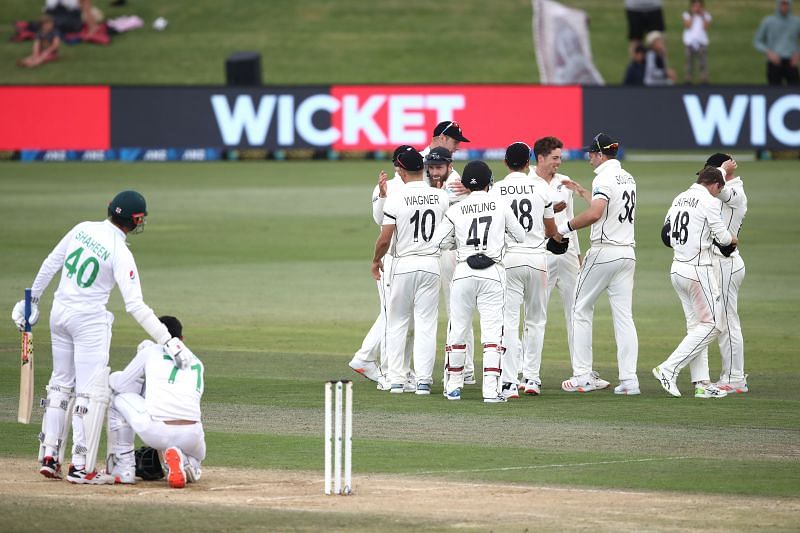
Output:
[24, 288, 32, 333]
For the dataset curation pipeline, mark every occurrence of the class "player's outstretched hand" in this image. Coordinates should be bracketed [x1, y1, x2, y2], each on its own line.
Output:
[11, 299, 39, 331]
[378, 170, 388, 198]
[164, 337, 192, 369]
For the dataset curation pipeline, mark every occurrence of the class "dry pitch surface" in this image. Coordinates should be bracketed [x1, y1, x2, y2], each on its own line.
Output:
[1, 458, 798, 531]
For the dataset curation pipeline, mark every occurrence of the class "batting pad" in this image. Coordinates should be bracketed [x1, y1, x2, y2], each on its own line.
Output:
[80, 366, 111, 472]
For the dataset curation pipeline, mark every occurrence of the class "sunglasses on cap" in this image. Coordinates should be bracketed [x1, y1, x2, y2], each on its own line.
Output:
[440, 121, 460, 136]
[593, 134, 619, 153]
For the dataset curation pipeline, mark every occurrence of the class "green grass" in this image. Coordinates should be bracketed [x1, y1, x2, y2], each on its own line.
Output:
[1, 0, 770, 85]
[0, 159, 798, 528]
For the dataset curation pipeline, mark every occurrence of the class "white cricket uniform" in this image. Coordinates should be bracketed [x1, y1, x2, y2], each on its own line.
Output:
[421, 144, 476, 378]
[29, 219, 170, 466]
[354, 174, 412, 374]
[531, 169, 582, 374]
[711, 177, 747, 384]
[492, 172, 554, 386]
[432, 191, 526, 398]
[658, 184, 733, 383]
[109, 341, 206, 473]
[382, 181, 450, 386]
[570, 159, 639, 384]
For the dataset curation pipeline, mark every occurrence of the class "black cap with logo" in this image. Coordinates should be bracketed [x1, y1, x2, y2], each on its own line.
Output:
[391, 145, 415, 164]
[582, 133, 619, 156]
[396, 149, 425, 171]
[697, 152, 732, 174]
[461, 161, 493, 191]
[425, 146, 453, 165]
[505, 142, 531, 168]
[433, 120, 470, 142]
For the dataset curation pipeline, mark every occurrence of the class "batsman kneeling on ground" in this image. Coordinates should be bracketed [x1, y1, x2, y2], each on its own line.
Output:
[107, 316, 206, 488]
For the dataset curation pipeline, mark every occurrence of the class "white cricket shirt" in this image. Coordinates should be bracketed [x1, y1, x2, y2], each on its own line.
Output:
[531, 169, 582, 255]
[492, 172, 554, 254]
[110, 342, 204, 422]
[589, 159, 637, 247]
[714, 176, 747, 258]
[382, 181, 449, 259]
[665, 183, 733, 266]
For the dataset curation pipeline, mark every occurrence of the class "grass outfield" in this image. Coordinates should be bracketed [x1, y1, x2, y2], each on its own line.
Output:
[0, 160, 798, 530]
[1, 0, 768, 85]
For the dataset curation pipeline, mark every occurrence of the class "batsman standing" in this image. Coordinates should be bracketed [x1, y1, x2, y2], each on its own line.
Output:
[557, 134, 640, 395]
[11, 190, 182, 483]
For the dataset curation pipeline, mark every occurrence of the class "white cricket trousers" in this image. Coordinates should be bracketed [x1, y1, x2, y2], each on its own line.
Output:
[501, 252, 548, 385]
[111, 392, 206, 466]
[440, 249, 475, 375]
[713, 254, 746, 383]
[545, 249, 580, 362]
[571, 245, 638, 382]
[385, 256, 440, 386]
[446, 263, 506, 397]
[45, 301, 112, 466]
[659, 263, 723, 383]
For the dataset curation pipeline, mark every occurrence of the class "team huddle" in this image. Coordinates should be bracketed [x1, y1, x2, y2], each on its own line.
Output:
[348, 121, 748, 402]
[11, 191, 205, 486]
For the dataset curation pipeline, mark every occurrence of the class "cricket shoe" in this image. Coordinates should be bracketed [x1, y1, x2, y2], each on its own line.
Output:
[390, 383, 404, 394]
[376, 376, 391, 391]
[694, 383, 728, 399]
[404, 374, 417, 392]
[39, 456, 61, 479]
[714, 378, 749, 394]
[502, 382, 520, 400]
[66, 465, 114, 485]
[483, 394, 507, 404]
[562, 372, 608, 393]
[523, 379, 541, 396]
[445, 388, 462, 401]
[652, 366, 681, 397]
[106, 454, 136, 484]
[415, 383, 431, 395]
[463, 372, 477, 385]
[613, 380, 641, 395]
[348, 357, 382, 383]
[164, 447, 188, 489]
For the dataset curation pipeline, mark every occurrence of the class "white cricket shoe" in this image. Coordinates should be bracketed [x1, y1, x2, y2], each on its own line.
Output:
[613, 380, 641, 395]
[415, 383, 431, 395]
[404, 373, 417, 392]
[66, 465, 115, 485]
[714, 377, 749, 394]
[694, 383, 728, 399]
[463, 372, 477, 385]
[652, 366, 681, 397]
[562, 372, 607, 393]
[348, 357, 382, 383]
[502, 382, 520, 400]
[523, 378, 541, 396]
[376, 376, 391, 391]
[390, 383, 404, 394]
[164, 447, 187, 489]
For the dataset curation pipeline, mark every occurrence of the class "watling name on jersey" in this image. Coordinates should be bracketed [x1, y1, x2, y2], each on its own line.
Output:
[404, 195, 444, 206]
[460, 202, 496, 215]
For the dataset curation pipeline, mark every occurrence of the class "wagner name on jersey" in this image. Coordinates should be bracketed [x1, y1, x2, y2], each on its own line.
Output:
[382, 181, 449, 261]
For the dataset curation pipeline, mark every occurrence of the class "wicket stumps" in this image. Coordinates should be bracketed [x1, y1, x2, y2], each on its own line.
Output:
[324, 380, 352, 495]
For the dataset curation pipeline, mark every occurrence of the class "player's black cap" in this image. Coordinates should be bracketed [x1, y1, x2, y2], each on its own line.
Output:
[396, 149, 424, 171]
[391, 145, 415, 164]
[461, 160, 493, 191]
[583, 132, 619, 156]
[425, 147, 453, 165]
[505, 142, 531, 168]
[159, 315, 183, 339]
[433, 120, 470, 142]
[697, 152, 731, 174]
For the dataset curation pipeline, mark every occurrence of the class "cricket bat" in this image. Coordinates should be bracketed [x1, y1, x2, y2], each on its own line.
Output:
[17, 288, 34, 424]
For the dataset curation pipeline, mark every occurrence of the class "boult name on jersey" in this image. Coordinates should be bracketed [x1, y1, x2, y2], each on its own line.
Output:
[496, 184, 537, 196]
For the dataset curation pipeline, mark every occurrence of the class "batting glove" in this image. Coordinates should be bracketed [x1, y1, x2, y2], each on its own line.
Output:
[164, 337, 193, 370]
[11, 298, 39, 331]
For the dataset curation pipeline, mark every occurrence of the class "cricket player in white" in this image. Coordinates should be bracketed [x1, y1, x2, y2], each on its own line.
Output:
[529, 136, 586, 395]
[432, 161, 526, 402]
[710, 155, 748, 393]
[420, 124, 479, 385]
[372, 149, 450, 394]
[107, 316, 205, 487]
[11, 190, 182, 484]
[653, 167, 737, 399]
[350, 145, 416, 389]
[557, 133, 639, 395]
[493, 142, 556, 399]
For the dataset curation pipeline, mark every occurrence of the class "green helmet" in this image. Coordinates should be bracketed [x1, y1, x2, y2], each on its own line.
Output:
[108, 190, 147, 234]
